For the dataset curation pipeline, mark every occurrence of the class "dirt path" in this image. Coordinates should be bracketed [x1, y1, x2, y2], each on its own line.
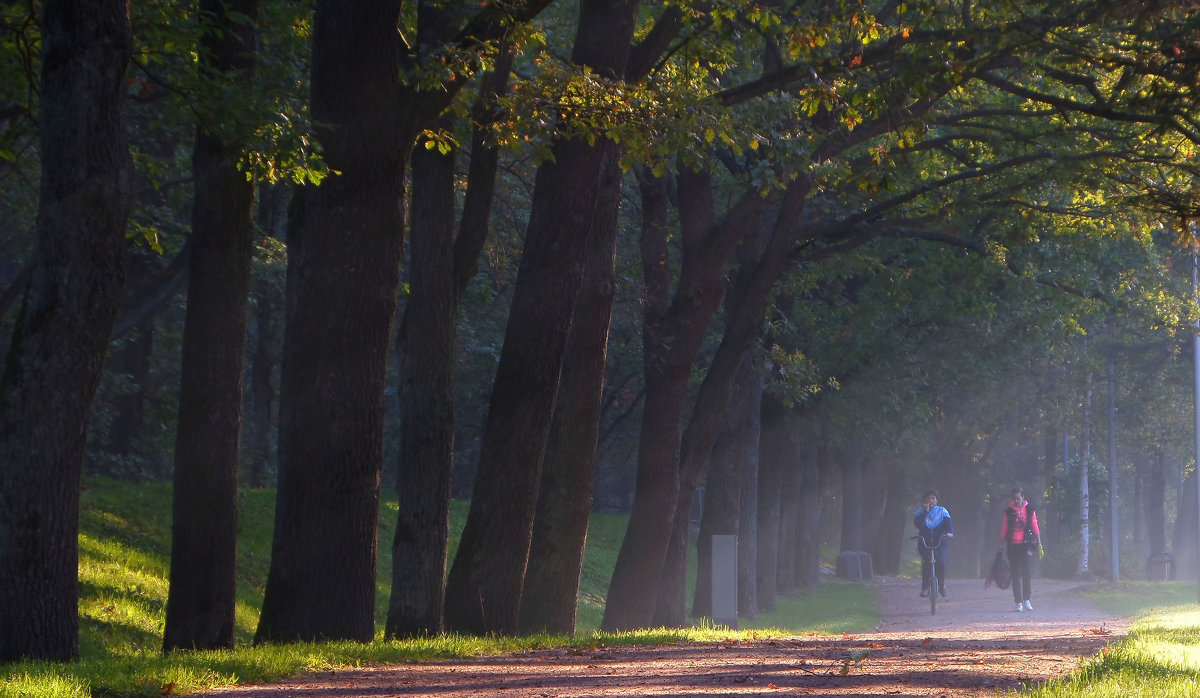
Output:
[202, 577, 1127, 697]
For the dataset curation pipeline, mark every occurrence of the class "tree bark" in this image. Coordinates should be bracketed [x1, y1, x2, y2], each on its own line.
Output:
[1173, 468, 1197, 581]
[870, 464, 908, 575]
[735, 358, 762, 620]
[386, 47, 512, 638]
[0, 0, 133, 661]
[1146, 449, 1166, 555]
[756, 396, 787, 612]
[443, 0, 638, 635]
[518, 127, 622, 635]
[839, 448, 864, 552]
[776, 409, 804, 594]
[795, 429, 829, 590]
[1077, 367, 1093, 579]
[386, 127, 457, 638]
[256, 0, 548, 643]
[602, 170, 774, 631]
[255, 0, 405, 644]
[689, 410, 743, 621]
[163, 0, 258, 653]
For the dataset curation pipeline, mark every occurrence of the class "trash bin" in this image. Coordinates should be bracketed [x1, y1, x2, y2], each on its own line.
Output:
[836, 550, 873, 580]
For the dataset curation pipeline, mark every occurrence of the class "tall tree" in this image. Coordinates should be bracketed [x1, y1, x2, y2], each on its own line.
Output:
[517, 8, 682, 635]
[1077, 360, 1094, 578]
[444, 0, 641, 635]
[255, 0, 408, 643]
[386, 120, 457, 638]
[258, 0, 552, 643]
[0, 0, 133, 661]
[163, 0, 259, 653]
[387, 44, 514, 638]
[755, 395, 788, 612]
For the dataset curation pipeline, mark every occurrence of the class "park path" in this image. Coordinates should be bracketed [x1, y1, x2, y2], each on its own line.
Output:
[199, 576, 1128, 697]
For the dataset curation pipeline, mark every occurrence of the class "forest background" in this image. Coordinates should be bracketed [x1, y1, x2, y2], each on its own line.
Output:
[2, 0, 1200, 665]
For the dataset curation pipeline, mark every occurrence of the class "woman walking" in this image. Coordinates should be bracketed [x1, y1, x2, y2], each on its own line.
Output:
[1000, 487, 1043, 612]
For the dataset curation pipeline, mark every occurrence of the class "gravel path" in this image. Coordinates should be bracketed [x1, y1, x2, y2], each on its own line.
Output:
[199, 576, 1128, 697]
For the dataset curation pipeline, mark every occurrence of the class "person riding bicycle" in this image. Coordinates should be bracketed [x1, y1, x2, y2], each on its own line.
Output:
[913, 488, 954, 598]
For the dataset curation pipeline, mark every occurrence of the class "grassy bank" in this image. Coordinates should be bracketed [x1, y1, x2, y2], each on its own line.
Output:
[3, 477, 877, 697]
[1020, 606, 1200, 696]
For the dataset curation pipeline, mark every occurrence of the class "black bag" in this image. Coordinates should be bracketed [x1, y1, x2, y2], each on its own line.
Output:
[984, 549, 1011, 590]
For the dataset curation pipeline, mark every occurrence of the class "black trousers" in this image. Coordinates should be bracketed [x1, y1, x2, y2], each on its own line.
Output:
[1007, 543, 1034, 603]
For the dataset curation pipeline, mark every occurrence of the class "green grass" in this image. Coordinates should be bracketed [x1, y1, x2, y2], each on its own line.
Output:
[2, 477, 880, 696]
[1018, 602, 1200, 697]
[1079, 580, 1197, 618]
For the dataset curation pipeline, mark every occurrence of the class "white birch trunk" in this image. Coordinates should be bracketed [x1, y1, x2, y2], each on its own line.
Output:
[1076, 368, 1093, 578]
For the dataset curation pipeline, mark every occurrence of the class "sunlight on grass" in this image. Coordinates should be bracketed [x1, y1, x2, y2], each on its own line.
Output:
[1017, 605, 1200, 697]
[0, 670, 90, 698]
[79, 535, 169, 582]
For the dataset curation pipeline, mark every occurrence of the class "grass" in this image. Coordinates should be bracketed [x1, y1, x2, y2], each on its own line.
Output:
[2, 477, 879, 697]
[1007, 581, 1200, 697]
[1018, 602, 1200, 697]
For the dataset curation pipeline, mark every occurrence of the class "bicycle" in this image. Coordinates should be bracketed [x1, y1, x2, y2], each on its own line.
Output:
[913, 532, 949, 615]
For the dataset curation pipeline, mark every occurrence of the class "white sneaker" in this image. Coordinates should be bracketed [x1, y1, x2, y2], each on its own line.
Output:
[1015, 603, 1023, 612]
[1023, 600, 1033, 611]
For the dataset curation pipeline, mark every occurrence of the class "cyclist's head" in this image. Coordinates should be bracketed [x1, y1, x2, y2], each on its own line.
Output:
[922, 489, 939, 506]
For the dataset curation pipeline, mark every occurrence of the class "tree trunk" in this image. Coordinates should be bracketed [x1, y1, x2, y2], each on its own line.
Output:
[0, 0, 133, 661]
[163, 0, 258, 652]
[689, 413, 742, 620]
[604, 175, 802, 632]
[255, 0, 405, 644]
[1173, 467, 1197, 581]
[443, 0, 638, 635]
[795, 427, 829, 589]
[735, 357, 761, 620]
[518, 127, 622, 635]
[840, 448, 864, 552]
[756, 396, 787, 612]
[871, 464, 908, 575]
[386, 49, 512, 638]
[1077, 368, 1093, 579]
[861, 457, 887, 559]
[386, 128, 457, 639]
[602, 169, 708, 631]
[1146, 449, 1166, 555]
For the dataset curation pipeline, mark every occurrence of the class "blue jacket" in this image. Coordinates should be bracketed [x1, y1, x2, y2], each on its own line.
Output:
[913, 505, 954, 548]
